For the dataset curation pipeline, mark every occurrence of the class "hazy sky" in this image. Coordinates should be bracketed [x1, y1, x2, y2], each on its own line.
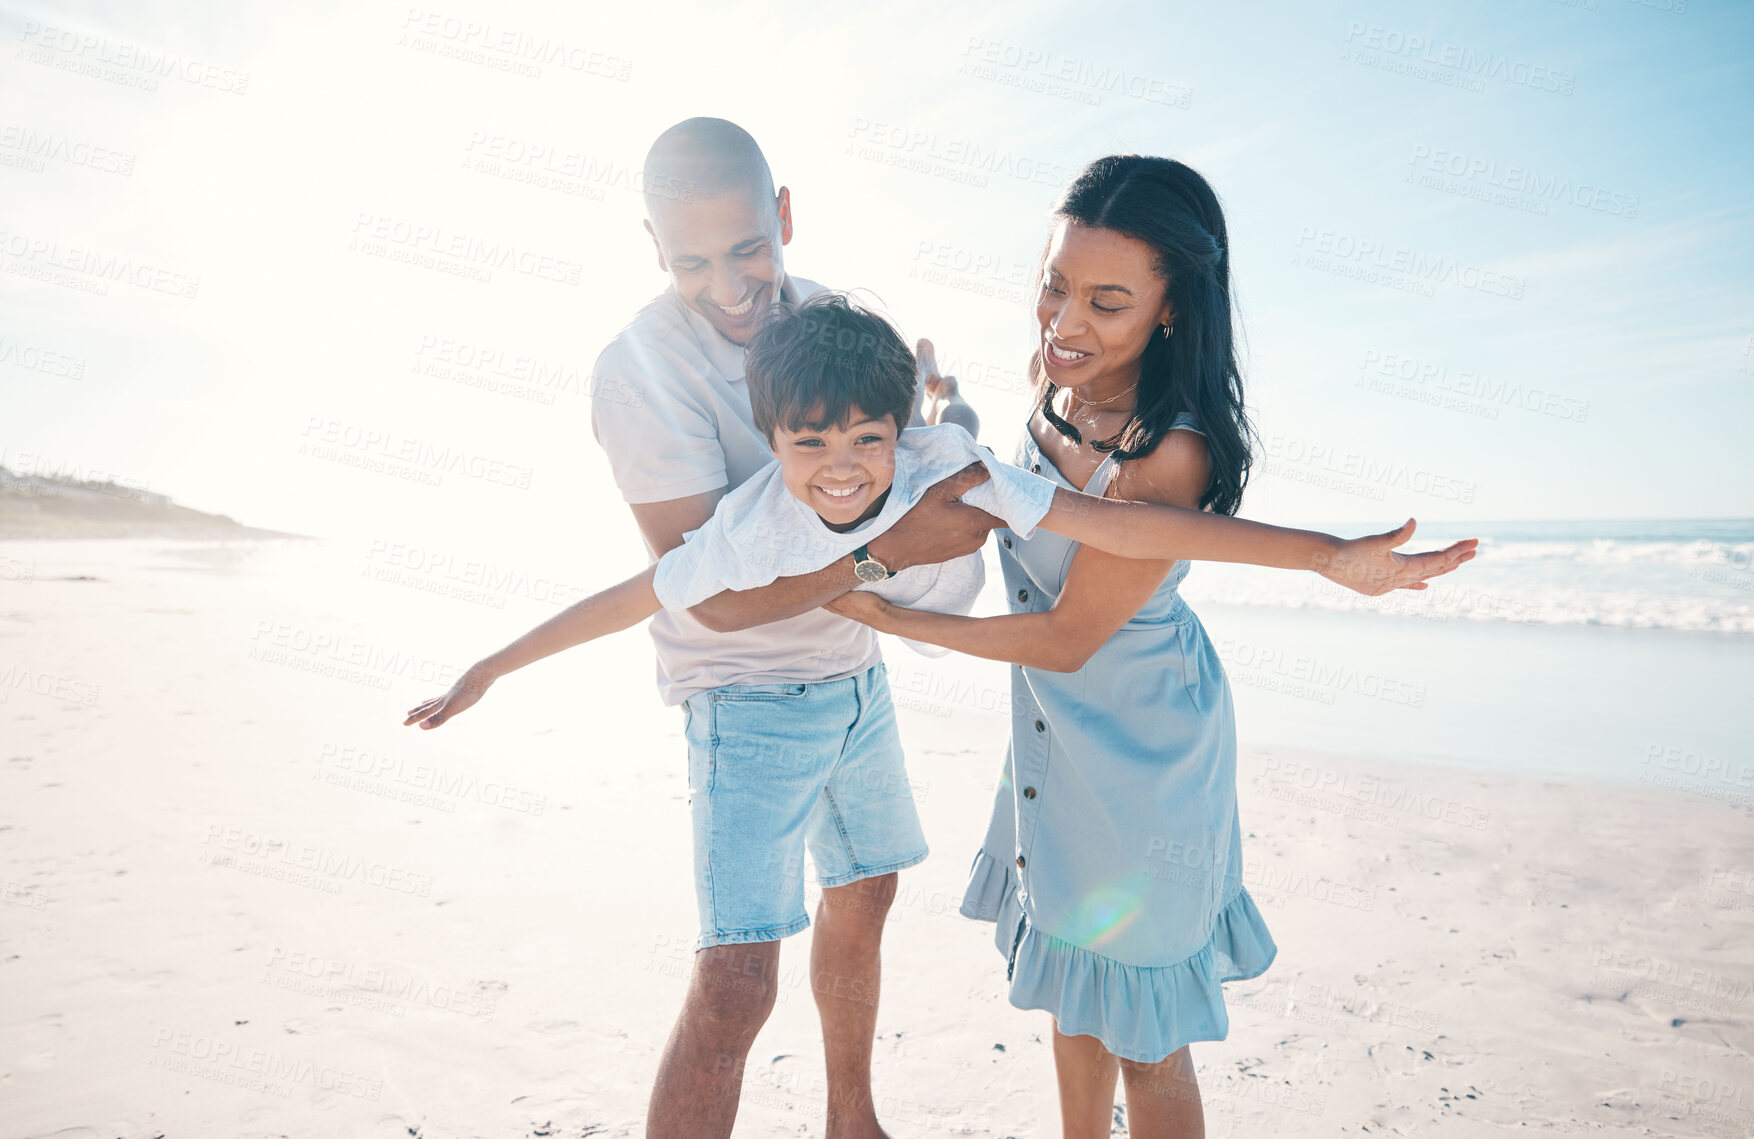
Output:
[4, 0, 1750, 569]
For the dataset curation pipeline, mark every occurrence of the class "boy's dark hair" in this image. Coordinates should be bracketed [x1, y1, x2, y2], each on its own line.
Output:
[745, 292, 916, 444]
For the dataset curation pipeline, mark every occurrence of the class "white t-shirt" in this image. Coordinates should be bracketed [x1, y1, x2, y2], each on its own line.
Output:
[652, 423, 1058, 656]
[590, 274, 883, 705]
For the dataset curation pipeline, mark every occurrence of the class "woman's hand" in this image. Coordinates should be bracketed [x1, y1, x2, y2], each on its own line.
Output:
[825, 591, 893, 627]
[403, 661, 498, 730]
[1319, 519, 1478, 596]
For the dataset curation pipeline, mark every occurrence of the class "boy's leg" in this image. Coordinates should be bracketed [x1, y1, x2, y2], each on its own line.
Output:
[647, 940, 781, 1139]
[812, 871, 898, 1139]
[805, 662, 930, 1139]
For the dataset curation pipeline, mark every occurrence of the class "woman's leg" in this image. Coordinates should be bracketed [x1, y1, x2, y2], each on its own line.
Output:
[1052, 1021, 1121, 1139]
[1118, 1045, 1204, 1138]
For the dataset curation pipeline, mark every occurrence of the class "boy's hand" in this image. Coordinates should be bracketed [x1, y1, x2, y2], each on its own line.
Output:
[403, 662, 497, 730]
[869, 463, 1001, 572]
[1319, 519, 1479, 596]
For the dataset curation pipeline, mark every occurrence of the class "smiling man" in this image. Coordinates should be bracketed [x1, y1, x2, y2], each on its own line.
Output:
[589, 118, 994, 1139]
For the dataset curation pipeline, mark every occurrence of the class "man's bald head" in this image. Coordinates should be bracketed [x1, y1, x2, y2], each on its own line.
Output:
[639, 118, 794, 346]
[643, 117, 777, 217]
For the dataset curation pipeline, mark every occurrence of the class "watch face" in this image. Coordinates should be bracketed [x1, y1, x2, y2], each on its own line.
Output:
[854, 559, 888, 583]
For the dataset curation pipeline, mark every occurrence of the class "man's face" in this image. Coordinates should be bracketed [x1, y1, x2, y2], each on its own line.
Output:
[768, 406, 899, 531]
[645, 188, 793, 346]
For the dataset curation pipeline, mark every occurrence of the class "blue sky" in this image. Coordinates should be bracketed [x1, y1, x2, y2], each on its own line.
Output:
[3, 0, 1750, 566]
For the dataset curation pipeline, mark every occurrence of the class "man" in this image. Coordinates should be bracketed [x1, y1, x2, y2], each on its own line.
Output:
[590, 117, 992, 1139]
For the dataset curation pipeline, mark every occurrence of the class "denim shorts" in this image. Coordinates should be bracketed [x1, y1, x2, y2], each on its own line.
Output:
[680, 661, 928, 949]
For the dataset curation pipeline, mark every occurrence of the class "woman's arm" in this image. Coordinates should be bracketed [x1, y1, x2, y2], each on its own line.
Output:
[403, 566, 659, 729]
[1038, 485, 1477, 597]
[829, 432, 1211, 671]
[827, 552, 1164, 672]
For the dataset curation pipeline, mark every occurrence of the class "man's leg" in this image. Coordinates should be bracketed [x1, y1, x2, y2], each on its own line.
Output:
[647, 939, 782, 1139]
[811, 871, 899, 1139]
[661, 684, 821, 1137]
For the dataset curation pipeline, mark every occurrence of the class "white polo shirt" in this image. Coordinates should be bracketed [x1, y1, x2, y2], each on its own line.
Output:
[590, 274, 882, 705]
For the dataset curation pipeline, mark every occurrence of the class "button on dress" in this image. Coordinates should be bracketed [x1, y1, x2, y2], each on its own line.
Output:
[959, 413, 1277, 1063]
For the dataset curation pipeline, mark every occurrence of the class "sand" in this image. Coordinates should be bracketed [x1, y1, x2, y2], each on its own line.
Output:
[2, 536, 1751, 1138]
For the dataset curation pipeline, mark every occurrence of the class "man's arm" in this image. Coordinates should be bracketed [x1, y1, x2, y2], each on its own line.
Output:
[682, 464, 1001, 633]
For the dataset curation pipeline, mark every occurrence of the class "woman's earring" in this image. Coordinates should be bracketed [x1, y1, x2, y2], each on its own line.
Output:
[1161, 323, 1174, 339]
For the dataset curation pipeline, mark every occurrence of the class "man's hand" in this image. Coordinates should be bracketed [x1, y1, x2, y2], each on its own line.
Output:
[867, 463, 1002, 573]
[1318, 519, 1479, 597]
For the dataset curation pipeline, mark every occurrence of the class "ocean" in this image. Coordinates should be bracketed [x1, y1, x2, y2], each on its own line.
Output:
[14, 521, 1747, 804]
[901, 518, 1754, 795]
[1179, 518, 1754, 635]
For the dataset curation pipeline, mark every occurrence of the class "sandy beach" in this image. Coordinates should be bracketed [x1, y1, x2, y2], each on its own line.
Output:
[2, 535, 1750, 1138]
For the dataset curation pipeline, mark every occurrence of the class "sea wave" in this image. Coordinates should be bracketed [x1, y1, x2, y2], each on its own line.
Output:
[1473, 538, 1754, 569]
[1175, 525, 1754, 634]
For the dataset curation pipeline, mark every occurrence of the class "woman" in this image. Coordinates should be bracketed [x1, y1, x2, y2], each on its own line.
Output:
[829, 155, 1310, 1136]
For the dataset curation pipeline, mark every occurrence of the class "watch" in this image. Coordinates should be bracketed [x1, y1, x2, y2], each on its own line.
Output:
[852, 544, 891, 583]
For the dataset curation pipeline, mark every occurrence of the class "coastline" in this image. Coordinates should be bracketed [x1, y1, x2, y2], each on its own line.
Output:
[2, 537, 1750, 1136]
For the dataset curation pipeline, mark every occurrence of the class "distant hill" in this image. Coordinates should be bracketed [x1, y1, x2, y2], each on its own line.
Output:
[0, 467, 302, 539]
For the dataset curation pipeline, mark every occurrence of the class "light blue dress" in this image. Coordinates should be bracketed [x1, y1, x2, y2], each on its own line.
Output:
[959, 413, 1277, 1063]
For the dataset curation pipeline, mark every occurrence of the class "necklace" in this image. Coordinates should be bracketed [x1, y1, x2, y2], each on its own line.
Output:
[1065, 382, 1137, 412]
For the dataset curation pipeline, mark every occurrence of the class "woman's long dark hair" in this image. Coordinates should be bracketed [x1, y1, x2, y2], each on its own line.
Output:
[1036, 155, 1254, 516]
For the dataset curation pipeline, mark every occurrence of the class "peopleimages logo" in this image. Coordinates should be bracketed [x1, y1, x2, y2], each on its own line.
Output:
[0, 229, 200, 299]
[1293, 227, 1525, 300]
[846, 119, 1078, 188]
[1341, 23, 1577, 96]
[1407, 146, 1638, 219]
[1357, 349, 1590, 424]
[1260, 434, 1478, 504]
[0, 125, 136, 176]
[15, 22, 251, 94]
[349, 214, 583, 286]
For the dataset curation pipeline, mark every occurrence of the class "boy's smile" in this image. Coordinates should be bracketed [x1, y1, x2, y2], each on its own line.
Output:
[770, 410, 899, 533]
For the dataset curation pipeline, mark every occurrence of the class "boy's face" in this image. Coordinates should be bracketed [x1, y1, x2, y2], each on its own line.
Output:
[769, 407, 899, 530]
[645, 189, 793, 347]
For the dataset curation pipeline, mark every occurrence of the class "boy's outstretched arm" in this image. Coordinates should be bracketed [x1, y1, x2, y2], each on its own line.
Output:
[403, 567, 659, 730]
[1039, 489, 1479, 596]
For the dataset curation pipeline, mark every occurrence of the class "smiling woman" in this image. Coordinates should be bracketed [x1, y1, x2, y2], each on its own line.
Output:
[826, 155, 1281, 1139]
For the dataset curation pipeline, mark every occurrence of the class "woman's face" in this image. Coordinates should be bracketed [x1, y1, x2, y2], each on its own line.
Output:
[1035, 219, 1173, 396]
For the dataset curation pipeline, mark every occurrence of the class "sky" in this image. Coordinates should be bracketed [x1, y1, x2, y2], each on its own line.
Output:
[3, 0, 1751, 573]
